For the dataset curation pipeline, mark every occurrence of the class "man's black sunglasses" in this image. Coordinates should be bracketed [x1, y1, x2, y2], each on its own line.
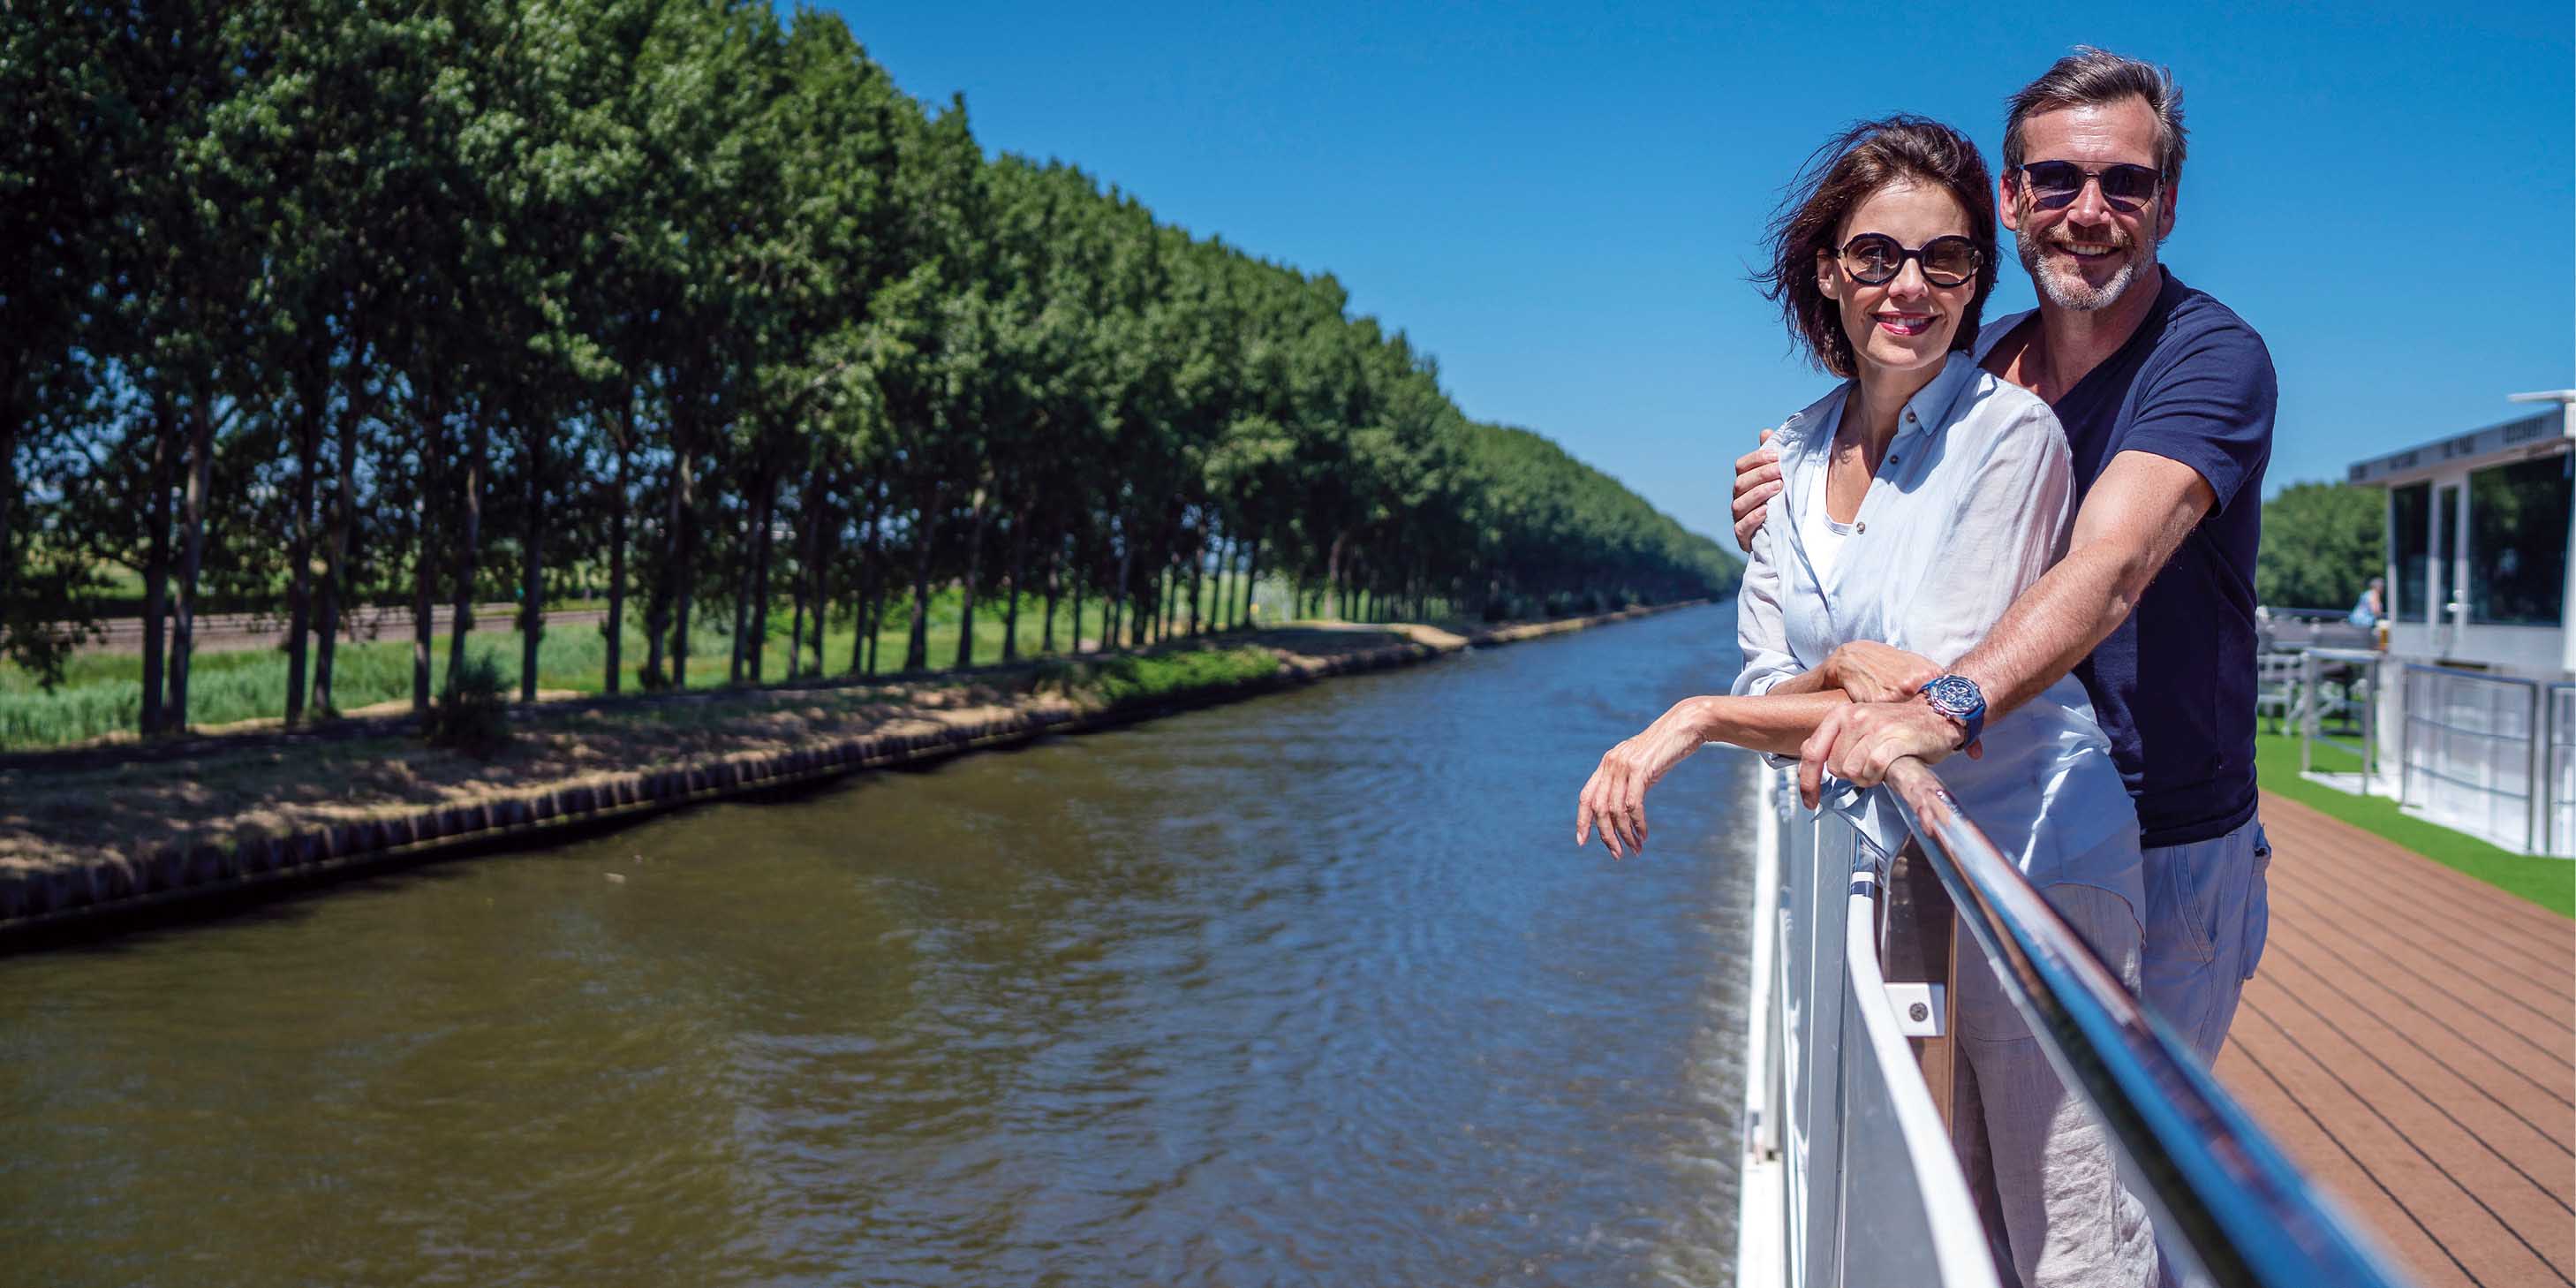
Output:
[2013, 161, 2164, 212]
[1832, 233, 1982, 289]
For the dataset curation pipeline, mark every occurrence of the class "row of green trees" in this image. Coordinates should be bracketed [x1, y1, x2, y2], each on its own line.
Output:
[6, 0, 1738, 735]
[2255, 482, 2382, 611]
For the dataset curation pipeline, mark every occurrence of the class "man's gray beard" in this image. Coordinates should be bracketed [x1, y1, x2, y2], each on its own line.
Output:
[2016, 230, 2157, 312]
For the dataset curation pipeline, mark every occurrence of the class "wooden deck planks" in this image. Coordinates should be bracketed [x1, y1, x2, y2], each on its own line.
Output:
[2213, 792, 2576, 1288]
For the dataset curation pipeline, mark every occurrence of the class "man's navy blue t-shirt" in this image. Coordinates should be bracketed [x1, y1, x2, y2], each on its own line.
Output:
[1975, 269, 2277, 850]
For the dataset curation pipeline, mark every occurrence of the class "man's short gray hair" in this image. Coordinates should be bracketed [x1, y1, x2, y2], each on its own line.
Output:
[2002, 48, 2187, 186]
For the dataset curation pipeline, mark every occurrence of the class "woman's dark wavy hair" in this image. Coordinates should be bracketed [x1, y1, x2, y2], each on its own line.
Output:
[1756, 116, 1998, 378]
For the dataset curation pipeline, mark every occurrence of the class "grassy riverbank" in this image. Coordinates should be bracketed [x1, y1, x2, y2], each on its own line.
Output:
[0, 582, 1337, 749]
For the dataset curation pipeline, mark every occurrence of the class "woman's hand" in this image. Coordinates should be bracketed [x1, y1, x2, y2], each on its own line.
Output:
[1824, 641, 1941, 704]
[1575, 699, 1718, 859]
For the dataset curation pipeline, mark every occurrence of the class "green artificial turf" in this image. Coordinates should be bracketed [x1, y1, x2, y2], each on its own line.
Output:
[2253, 731, 2573, 918]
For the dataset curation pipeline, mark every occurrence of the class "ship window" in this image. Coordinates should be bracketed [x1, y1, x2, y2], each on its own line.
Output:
[2466, 453, 2572, 627]
[2390, 482, 2429, 620]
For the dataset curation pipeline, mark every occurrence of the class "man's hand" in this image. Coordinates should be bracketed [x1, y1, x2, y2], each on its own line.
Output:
[1824, 641, 1940, 704]
[1796, 700, 1982, 809]
[1731, 430, 1781, 551]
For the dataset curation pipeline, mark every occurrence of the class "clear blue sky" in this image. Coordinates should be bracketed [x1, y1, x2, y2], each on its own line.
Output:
[824, 0, 2573, 540]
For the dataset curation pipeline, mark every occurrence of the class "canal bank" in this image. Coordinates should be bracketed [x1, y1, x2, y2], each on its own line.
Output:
[0, 602, 1702, 946]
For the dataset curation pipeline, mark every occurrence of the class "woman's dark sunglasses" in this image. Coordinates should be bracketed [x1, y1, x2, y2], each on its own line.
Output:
[1833, 234, 1981, 289]
[2013, 160, 2164, 212]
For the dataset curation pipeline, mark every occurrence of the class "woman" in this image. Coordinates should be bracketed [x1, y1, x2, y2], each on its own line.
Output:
[1572, 117, 2152, 1288]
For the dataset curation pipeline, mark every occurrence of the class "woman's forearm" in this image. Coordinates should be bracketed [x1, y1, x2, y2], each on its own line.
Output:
[1692, 691, 1854, 755]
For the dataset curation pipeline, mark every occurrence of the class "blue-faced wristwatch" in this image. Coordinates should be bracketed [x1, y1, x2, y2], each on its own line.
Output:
[1922, 674, 1986, 747]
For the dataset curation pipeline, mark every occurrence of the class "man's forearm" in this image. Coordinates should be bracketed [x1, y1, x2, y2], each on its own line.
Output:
[1951, 539, 2145, 721]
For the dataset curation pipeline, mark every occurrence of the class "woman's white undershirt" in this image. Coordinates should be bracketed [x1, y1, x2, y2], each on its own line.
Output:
[1797, 484, 1859, 582]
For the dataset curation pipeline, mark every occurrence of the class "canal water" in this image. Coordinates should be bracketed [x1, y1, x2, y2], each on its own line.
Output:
[0, 602, 1761, 1287]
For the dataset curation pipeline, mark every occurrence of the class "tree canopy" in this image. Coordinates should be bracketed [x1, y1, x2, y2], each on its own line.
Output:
[6, 0, 1741, 734]
[2256, 481, 2383, 611]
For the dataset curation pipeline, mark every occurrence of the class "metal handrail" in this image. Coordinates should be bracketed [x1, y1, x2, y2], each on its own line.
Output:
[1879, 758, 2414, 1288]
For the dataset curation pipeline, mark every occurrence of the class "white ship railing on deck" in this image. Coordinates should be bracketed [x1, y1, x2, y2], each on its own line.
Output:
[1736, 757, 2416, 1287]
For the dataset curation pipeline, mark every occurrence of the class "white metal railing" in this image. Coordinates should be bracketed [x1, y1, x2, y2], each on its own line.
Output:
[2399, 664, 2541, 851]
[1738, 760, 2416, 1287]
[2300, 648, 2383, 784]
[1746, 766, 1996, 1288]
[2549, 685, 2575, 857]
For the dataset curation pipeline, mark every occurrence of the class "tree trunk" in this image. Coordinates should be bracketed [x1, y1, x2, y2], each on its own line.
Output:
[903, 481, 942, 672]
[283, 360, 324, 726]
[445, 407, 487, 690]
[787, 539, 808, 682]
[955, 484, 990, 671]
[605, 420, 630, 695]
[1188, 534, 1205, 637]
[1069, 543, 1086, 654]
[316, 373, 363, 717]
[412, 388, 442, 716]
[848, 494, 879, 675]
[667, 432, 697, 690]
[412, 496, 435, 715]
[1209, 532, 1230, 632]
[806, 489, 836, 678]
[1241, 536, 1260, 628]
[0, 405, 15, 640]
[1111, 520, 1134, 648]
[170, 405, 216, 730]
[138, 400, 177, 736]
[745, 471, 778, 685]
[787, 473, 825, 680]
[1001, 504, 1029, 663]
[518, 420, 548, 702]
[730, 468, 775, 686]
[863, 487, 888, 676]
[1041, 541, 1061, 655]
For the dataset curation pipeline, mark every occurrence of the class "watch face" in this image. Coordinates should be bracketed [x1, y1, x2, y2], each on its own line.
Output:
[1925, 675, 1981, 716]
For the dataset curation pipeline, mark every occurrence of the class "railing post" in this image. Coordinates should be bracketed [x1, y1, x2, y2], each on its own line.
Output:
[1883, 841, 1958, 1130]
[2527, 684, 2544, 853]
[2300, 650, 2318, 777]
[2398, 667, 2417, 808]
[2364, 654, 2380, 789]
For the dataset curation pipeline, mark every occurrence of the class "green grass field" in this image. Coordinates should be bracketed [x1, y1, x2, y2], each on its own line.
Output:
[2253, 730, 2573, 918]
[0, 580, 1315, 749]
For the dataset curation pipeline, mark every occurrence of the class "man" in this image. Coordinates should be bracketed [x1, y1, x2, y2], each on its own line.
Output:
[1730, 43, 2277, 1108]
[2348, 576, 2385, 629]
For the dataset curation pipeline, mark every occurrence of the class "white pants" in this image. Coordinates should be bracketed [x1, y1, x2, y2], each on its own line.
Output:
[1954, 871, 2158, 1288]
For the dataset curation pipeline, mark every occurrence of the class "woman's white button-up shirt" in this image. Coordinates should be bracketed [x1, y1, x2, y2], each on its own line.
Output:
[1733, 352, 2140, 897]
